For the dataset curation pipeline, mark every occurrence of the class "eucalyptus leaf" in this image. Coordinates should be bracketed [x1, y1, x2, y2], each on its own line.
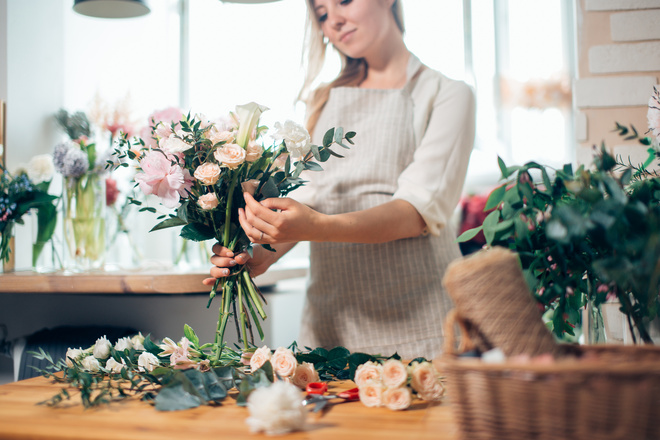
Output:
[150, 217, 187, 232]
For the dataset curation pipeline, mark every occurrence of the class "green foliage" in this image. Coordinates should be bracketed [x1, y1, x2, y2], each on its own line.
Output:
[54, 109, 91, 141]
[458, 129, 660, 343]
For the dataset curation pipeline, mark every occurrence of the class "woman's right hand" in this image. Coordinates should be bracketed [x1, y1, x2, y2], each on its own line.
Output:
[202, 244, 273, 286]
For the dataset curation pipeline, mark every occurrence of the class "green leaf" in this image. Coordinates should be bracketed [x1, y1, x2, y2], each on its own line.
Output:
[155, 380, 205, 411]
[303, 161, 323, 172]
[456, 226, 483, 243]
[345, 131, 356, 144]
[497, 156, 509, 178]
[323, 128, 335, 148]
[150, 217, 187, 232]
[334, 127, 344, 144]
[485, 184, 506, 210]
[482, 209, 501, 245]
[180, 223, 215, 242]
[183, 324, 199, 346]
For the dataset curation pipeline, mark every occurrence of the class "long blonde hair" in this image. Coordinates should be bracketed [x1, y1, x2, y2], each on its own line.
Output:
[299, 0, 405, 135]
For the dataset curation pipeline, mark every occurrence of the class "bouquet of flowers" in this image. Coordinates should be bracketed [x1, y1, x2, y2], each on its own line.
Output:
[111, 102, 355, 358]
[458, 88, 660, 343]
[0, 159, 58, 266]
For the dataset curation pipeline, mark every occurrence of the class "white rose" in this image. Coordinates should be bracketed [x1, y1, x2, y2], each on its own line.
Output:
[26, 154, 54, 184]
[193, 162, 222, 186]
[81, 355, 101, 372]
[105, 357, 125, 374]
[197, 192, 219, 210]
[131, 333, 145, 351]
[410, 362, 445, 401]
[291, 362, 319, 389]
[161, 133, 192, 154]
[381, 359, 408, 388]
[245, 381, 306, 435]
[271, 347, 298, 379]
[65, 347, 84, 367]
[273, 120, 311, 158]
[92, 335, 112, 360]
[358, 380, 383, 408]
[250, 346, 272, 372]
[115, 337, 133, 352]
[382, 386, 412, 411]
[137, 352, 160, 372]
[354, 361, 383, 388]
[214, 143, 246, 170]
[245, 140, 263, 162]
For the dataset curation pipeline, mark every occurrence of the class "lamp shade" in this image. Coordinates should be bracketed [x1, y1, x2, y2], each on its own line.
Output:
[73, 0, 150, 19]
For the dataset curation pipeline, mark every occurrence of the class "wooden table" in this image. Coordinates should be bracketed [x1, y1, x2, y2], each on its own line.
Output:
[0, 375, 460, 439]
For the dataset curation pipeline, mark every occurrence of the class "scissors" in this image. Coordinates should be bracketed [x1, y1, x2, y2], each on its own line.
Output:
[301, 382, 360, 414]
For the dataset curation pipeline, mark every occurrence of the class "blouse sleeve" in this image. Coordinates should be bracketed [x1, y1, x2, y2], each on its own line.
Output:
[392, 76, 476, 236]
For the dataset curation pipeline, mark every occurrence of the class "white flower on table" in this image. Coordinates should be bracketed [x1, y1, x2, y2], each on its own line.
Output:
[250, 345, 272, 372]
[92, 335, 112, 360]
[245, 381, 307, 436]
[381, 359, 408, 388]
[354, 361, 383, 388]
[291, 362, 319, 389]
[114, 337, 133, 352]
[105, 357, 126, 374]
[26, 154, 54, 184]
[137, 352, 159, 372]
[81, 355, 101, 373]
[130, 333, 145, 351]
[382, 386, 412, 411]
[409, 361, 445, 402]
[271, 347, 298, 379]
[358, 380, 384, 408]
[65, 347, 84, 368]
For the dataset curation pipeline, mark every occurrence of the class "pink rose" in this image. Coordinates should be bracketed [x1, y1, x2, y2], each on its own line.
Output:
[381, 359, 408, 388]
[271, 347, 297, 378]
[410, 362, 445, 401]
[194, 162, 222, 186]
[273, 153, 289, 171]
[382, 386, 412, 411]
[354, 361, 383, 388]
[214, 143, 246, 170]
[250, 346, 272, 372]
[197, 193, 219, 210]
[246, 140, 263, 162]
[134, 151, 193, 209]
[291, 362, 319, 389]
[358, 381, 383, 408]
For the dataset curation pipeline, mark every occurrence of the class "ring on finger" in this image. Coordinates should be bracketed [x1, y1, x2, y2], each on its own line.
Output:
[259, 231, 264, 240]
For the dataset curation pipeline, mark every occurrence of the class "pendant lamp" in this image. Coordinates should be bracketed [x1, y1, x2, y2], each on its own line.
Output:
[73, 0, 150, 19]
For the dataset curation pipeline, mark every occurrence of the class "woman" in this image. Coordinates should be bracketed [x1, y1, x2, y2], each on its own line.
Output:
[204, 0, 475, 359]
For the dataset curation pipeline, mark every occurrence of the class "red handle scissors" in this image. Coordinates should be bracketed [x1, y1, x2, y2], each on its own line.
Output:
[302, 382, 360, 414]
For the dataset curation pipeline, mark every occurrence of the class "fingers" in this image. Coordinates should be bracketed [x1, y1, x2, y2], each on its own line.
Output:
[211, 243, 234, 257]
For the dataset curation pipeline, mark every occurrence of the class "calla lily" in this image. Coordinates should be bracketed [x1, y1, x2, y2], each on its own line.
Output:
[234, 102, 269, 148]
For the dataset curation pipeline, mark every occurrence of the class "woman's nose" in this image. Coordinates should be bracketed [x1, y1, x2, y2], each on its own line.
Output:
[326, 10, 346, 30]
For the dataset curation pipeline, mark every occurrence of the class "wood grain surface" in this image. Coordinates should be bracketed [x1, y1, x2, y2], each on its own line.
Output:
[0, 375, 459, 440]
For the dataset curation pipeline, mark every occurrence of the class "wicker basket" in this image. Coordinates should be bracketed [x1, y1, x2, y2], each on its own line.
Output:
[440, 310, 660, 440]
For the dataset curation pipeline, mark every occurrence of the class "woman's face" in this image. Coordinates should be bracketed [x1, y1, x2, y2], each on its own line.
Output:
[311, 0, 396, 60]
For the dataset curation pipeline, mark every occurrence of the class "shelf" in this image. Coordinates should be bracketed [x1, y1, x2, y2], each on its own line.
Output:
[0, 266, 308, 295]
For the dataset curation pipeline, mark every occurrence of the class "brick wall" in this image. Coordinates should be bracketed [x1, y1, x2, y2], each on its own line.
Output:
[575, 0, 660, 166]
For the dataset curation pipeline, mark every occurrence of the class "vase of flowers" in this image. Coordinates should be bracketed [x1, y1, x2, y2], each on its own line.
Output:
[54, 138, 107, 272]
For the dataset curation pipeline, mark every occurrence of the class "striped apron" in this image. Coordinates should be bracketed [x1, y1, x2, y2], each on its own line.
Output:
[298, 72, 461, 359]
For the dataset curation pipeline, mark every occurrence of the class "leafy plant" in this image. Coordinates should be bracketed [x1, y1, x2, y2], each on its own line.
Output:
[458, 127, 660, 344]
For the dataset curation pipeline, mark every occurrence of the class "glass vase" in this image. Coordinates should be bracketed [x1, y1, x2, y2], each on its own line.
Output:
[62, 174, 106, 272]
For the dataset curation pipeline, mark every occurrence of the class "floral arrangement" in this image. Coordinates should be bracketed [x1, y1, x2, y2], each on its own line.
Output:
[110, 102, 354, 357]
[353, 359, 445, 410]
[0, 156, 58, 266]
[458, 88, 660, 343]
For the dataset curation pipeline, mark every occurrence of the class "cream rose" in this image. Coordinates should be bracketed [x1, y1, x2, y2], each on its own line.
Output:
[245, 140, 263, 162]
[354, 361, 383, 388]
[137, 352, 160, 372]
[245, 381, 306, 435]
[194, 162, 222, 186]
[114, 337, 133, 352]
[65, 347, 84, 367]
[92, 336, 112, 360]
[161, 133, 192, 154]
[81, 355, 101, 372]
[105, 357, 126, 374]
[410, 362, 445, 401]
[273, 120, 311, 158]
[208, 127, 235, 145]
[271, 347, 297, 379]
[250, 345, 272, 372]
[197, 192, 219, 210]
[131, 333, 145, 351]
[291, 362, 319, 389]
[381, 359, 408, 388]
[358, 380, 383, 408]
[26, 154, 55, 184]
[214, 143, 246, 170]
[383, 386, 412, 411]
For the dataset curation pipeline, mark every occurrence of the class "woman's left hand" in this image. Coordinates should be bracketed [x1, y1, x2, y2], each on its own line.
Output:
[239, 192, 322, 244]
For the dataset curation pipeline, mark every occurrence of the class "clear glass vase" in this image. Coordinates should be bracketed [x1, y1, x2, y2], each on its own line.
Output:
[62, 174, 106, 272]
